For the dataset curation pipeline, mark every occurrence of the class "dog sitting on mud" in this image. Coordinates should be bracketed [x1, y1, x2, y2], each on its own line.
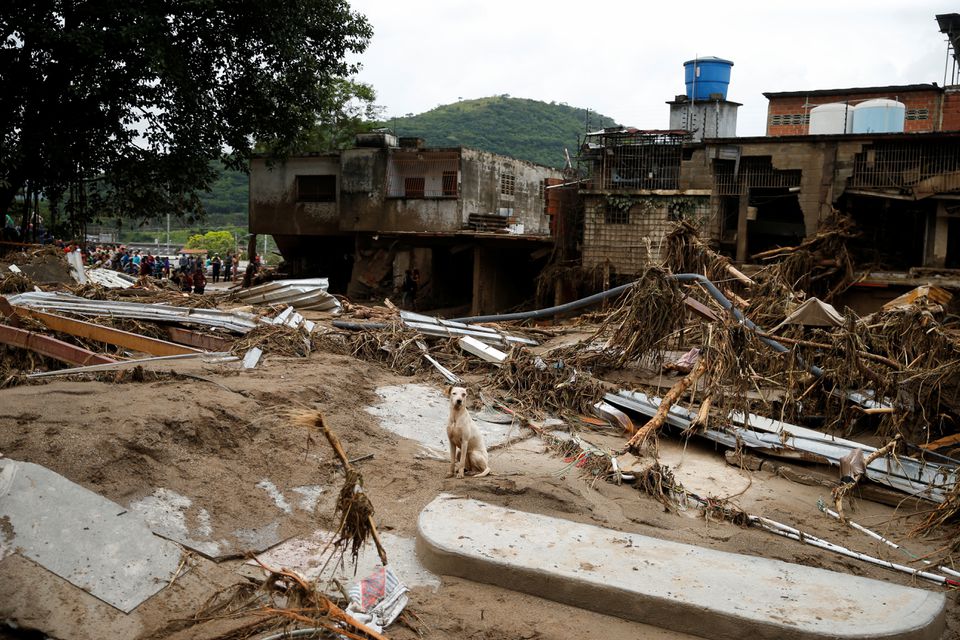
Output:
[445, 386, 491, 479]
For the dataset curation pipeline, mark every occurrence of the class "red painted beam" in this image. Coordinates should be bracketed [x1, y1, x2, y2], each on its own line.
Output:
[164, 326, 234, 352]
[0, 323, 116, 367]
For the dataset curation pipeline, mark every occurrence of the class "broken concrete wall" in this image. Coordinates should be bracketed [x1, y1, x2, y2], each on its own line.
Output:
[338, 148, 463, 233]
[460, 148, 561, 235]
[249, 155, 341, 236]
[582, 194, 712, 275]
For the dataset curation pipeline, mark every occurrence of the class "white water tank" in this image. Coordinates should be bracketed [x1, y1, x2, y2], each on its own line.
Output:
[809, 103, 854, 135]
[852, 99, 906, 134]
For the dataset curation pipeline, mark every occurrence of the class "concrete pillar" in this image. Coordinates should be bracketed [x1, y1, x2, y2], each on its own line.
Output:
[735, 192, 750, 262]
[925, 202, 950, 268]
[471, 246, 489, 316]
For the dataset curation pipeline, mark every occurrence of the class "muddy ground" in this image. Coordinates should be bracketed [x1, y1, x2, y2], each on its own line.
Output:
[0, 345, 958, 639]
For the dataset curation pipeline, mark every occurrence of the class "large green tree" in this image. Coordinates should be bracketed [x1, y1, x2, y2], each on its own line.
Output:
[296, 77, 384, 152]
[0, 0, 371, 236]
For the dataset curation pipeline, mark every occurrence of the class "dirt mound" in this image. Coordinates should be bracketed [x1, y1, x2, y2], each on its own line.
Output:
[1, 248, 73, 284]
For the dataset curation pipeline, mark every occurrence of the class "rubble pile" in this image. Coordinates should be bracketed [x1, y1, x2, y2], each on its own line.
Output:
[332, 217, 960, 551]
[3, 221, 960, 640]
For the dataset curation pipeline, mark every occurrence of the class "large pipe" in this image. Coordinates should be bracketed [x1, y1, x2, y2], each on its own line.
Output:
[451, 273, 824, 378]
[450, 282, 635, 324]
[332, 320, 388, 331]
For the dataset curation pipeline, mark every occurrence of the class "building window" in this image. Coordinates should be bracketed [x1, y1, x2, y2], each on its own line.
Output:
[770, 113, 810, 127]
[404, 177, 425, 198]
[603, 205, 630, 225]
[538, 182, 546, 201]
[500, 173, 515, 196]
[905, 108, 929, 121]
[296, 175, 336, 202]
[442, 171, 458, 196]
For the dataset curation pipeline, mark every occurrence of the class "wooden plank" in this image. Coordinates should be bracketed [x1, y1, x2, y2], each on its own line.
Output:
[0, 296, 21, 327]
[164, 326, 234, 352]
[11, 306, 200, 356]
[0, 323, 116, 367]
[682, 296, 719, 321]
[27, 352, 235, 378]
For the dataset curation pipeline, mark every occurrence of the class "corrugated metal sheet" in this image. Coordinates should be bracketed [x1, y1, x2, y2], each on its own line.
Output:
[234, 278, 339, 311]
[8, 291, 258, 334]
[400, 311, 536, 347]
[605, 390, 956, 503]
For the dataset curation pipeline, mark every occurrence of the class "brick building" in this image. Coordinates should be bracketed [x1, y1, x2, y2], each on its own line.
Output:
[763, 84, 960, 136]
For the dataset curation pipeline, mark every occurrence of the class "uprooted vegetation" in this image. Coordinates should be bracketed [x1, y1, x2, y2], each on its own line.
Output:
[335, 212, 960, 548]
[4, 214, 960, 639]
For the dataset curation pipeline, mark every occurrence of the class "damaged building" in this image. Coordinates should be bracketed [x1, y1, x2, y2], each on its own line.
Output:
[577, 19, 960, 309]
[249, 134, 564, 314]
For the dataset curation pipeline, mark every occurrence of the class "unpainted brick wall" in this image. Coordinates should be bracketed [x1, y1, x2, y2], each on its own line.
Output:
[765, 90, 942, 136]
[582, 196, 712, 275]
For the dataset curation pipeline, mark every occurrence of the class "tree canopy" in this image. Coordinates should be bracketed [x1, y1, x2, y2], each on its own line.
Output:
[294, 77, 384, 152]
[0, 0, 371, 235]
[185, 230, 234, 257]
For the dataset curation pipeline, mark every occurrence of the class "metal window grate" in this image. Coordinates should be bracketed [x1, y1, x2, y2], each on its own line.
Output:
[500, 173, 516, 196]
[848, 140, 960, 191]
[579, 129, 691, 191]
[714, 157, 802, 196]
[386, 151, 459, 198]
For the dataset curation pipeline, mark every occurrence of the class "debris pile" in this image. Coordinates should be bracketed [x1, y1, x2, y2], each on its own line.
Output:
[333, 215, 960, 560]
[0, 249, 337, 381]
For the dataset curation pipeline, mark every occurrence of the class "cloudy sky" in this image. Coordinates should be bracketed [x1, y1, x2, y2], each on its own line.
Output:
[347, 0, 955, 137]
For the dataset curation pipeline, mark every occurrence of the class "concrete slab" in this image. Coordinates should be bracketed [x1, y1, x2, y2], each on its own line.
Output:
[130, 486, 293, 560]
[416, 495, 947, 640]
[242, 529, 439, 592]
[0, 459, 182, 613]
[365, 384, 525, 456]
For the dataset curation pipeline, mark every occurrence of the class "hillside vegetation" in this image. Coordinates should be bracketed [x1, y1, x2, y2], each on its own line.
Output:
[388, 96, 618, 168]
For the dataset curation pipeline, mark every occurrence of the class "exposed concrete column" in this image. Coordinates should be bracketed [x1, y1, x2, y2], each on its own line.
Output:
[471, 245, 489, 316]
[925, 202, 950, 268]
[735, 191, 750, 262]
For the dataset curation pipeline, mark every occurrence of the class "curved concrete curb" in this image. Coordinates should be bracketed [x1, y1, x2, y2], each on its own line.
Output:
[416, 495, 946, 640]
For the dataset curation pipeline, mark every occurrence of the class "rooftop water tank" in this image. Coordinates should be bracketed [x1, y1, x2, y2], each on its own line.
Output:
[809, 103, 854, 135]
[852, 99, 905, 134]
[684, 57, 734, 101]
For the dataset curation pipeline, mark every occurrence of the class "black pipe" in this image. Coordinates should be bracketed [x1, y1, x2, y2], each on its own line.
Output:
[332, 320, 388, 331]
[452, 272, 823, 378]
[450, 282, 635, 324]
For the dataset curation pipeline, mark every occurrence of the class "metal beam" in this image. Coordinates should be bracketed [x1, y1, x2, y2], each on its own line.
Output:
[10, 306, 201, 356]
[164, 326, 234, 352]
[0, 323, 116, 367]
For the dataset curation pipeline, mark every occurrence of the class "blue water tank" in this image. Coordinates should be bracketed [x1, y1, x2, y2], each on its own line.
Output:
[851, 99, 905, 134]
[684, 57, 734, 101]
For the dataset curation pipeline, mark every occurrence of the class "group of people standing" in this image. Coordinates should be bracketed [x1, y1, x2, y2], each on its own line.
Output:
[172, 252, 238, 295]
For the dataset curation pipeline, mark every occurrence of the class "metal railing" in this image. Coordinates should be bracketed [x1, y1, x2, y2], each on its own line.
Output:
[579, 130, 690, 191]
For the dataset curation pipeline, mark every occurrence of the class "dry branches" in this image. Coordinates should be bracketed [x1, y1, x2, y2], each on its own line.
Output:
[232, 323, 311, 357]
[492, 349, 607, 418]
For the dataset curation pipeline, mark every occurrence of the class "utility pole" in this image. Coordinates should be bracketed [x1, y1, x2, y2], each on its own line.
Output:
[165, 213, 170, 256]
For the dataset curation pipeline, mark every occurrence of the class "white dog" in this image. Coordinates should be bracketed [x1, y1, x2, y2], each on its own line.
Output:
[445, 386, 491, 479]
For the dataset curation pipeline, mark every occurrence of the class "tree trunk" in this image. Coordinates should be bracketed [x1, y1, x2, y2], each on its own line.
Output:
[624, 357, 709, 455]
[241, 233, 257, 288]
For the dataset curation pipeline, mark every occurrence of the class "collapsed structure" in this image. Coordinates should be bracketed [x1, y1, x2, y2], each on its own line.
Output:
[575, 17, 960, 311]
[6, 13, 960, 640]
[249, 135, 565, 315]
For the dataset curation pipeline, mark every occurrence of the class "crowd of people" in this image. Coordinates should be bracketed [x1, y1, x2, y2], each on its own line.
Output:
[45, 240, 248, 295]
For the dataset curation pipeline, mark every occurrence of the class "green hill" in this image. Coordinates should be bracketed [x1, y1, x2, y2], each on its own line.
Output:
[388, 96, 619, 168]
